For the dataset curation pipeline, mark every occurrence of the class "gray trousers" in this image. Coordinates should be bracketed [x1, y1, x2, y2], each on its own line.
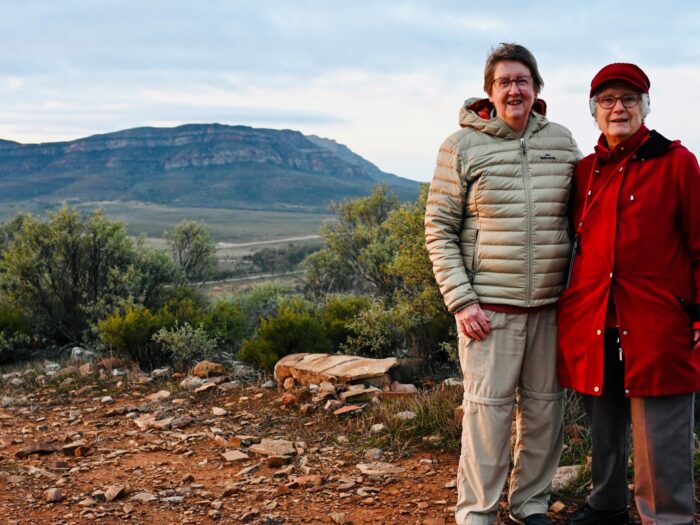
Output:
[583, 329, 696, 525]
[456, 309, 564, 525]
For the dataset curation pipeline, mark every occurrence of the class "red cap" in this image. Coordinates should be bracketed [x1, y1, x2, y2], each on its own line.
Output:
[590, 63, 650, 97]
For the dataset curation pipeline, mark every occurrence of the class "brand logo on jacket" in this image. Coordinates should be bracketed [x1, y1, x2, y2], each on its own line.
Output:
[540, 153, 556, 160]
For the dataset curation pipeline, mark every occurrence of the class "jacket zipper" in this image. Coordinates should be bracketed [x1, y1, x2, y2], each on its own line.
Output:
[521, 136, 532, 306]
[471, 228, 480, 274]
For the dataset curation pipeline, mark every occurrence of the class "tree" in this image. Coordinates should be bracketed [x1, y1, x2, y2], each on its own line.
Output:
[303, 185, 401, 298]
[165, 220, 217, 283]
[0, 206, 176, 342]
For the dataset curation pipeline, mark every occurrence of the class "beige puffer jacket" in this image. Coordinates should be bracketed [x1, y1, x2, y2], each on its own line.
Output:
[425, 98, 580, 314]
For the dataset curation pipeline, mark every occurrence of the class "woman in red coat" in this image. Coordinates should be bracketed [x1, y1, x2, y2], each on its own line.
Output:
[557, 63, 700, 525]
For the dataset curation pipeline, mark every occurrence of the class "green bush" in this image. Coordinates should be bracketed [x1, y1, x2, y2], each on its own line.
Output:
[320, 294, 370, 350]
[202, 301, 247, 353]
[152, 322, 218, 372]
[239, 296, 330, 370]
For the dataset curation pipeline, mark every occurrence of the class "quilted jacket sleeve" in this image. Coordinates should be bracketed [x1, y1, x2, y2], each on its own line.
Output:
[424, 136, 478, 314]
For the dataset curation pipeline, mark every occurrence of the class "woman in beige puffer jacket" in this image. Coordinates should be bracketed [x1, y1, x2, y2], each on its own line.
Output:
[425, 43, 579, 525]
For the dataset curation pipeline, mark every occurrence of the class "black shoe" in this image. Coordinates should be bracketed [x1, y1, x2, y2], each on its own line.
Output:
[509, 513, 554, 525]
[567, 502, 628, 525]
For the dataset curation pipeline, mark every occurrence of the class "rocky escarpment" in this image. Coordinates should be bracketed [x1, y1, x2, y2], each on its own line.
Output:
[0, 124, 419, 210]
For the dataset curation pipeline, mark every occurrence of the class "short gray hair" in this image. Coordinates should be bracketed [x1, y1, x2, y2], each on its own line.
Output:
[589, 93, 651, 121]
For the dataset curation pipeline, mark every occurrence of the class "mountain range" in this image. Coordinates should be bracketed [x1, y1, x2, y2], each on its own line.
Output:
[0, 124, 419, 211]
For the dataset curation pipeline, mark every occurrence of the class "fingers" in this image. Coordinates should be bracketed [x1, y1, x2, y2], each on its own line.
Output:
[456, 304, 492, 341]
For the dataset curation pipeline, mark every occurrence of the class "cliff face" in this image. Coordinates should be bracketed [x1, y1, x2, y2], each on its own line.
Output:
[0, 124, 418, 210]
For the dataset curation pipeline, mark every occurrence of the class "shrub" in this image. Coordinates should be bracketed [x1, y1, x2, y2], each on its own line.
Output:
[202, 301, 247, 353]
[239, 296, 330, 370]
[152, 322, 218, 372]
[319, 294, 371, 350]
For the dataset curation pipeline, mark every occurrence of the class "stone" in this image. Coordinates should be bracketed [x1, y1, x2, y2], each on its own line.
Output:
[192, 360, 226, 378]
[70, 346, 96, 361]
[133, 414, 157, 430]
[150, 367, 171, 380]
[552, 465, 584, 492]
[146, 390, 171, 401]
[152, 417, 174, 430]
[266, 455, 290, 468]
[390, 381, 419, 394]
[54, 366, 79, 380]
[131, 492, 157, 503]
[44, 488, 64, 503]
[280, 393, 298, 406]
[170, 416, 194, 429]
[249, 438, 295, 457]
[444, 479, 457, 489]
[324, 400, 343, 412]
[274, 353, 398, 386]
[444, 377, 462, 387]
[356, 461, 406, 476]
[261, 380, 277, 389]
[549, 501, 566, 513]
[333, 404, 364, 417]
[211, 407, 228, 416]
[395, 410, 417, 420]
[363, 448, 383, 461]
[194, 382, 217, 394]
[222, 450, 249, 463]
[101, 396, 114, 404]
[329, 512, 350, 525]
[105, 484, 125, 502]
[179, 377, 206, 391]
[62, 441, 90, 457]
[370, 423, 386, 434]
[15, 442, 59, 458]
[283, 377, 295, 390]
[339, 386, 379, 402]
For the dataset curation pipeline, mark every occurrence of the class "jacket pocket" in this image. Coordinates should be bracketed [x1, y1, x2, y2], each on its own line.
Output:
[471, 229, 480, 274]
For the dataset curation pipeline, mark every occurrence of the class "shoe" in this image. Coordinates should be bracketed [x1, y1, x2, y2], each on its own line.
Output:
[509, 513, 554, 525]
[567, 502, 628, 525]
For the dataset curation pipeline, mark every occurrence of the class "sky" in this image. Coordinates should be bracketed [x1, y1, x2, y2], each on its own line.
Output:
[1, 1, 699, 182]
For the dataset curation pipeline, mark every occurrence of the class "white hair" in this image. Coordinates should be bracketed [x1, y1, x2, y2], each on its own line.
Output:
[589, 93, 651, 121]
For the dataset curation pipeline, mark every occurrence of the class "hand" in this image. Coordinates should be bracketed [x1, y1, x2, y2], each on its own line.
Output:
[455, 303, 491, 341]
[694, 329, 700, 351]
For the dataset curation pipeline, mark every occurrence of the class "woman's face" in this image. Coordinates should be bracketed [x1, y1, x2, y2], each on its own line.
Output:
[488, 60, 537, 135]
[594, 81, 644, 149]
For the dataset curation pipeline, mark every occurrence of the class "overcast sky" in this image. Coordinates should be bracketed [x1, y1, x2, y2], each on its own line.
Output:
[1, 1, 699, 182]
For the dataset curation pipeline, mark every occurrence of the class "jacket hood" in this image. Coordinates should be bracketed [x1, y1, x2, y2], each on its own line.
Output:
[459, 97, 549, 138]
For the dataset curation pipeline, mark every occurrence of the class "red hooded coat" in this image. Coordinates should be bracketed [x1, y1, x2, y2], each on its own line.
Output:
[557, 127, 700, 397]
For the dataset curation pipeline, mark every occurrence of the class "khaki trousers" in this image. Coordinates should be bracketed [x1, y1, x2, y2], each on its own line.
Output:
[456, 309, 564, 525]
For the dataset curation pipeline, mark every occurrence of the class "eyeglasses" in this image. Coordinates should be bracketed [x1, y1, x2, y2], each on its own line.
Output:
[596, 94, 640, 109]
[492, 76, 533, 91]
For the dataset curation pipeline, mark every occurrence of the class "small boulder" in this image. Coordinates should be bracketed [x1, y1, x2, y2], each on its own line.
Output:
[192, 360, 226, 378]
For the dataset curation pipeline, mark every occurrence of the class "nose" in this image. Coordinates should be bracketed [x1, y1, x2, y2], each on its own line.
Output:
[507, 81, 522, 95]
[611, 98, 626, 111]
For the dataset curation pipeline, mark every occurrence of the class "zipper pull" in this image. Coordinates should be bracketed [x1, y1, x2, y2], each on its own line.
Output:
[520, 137, 527, 154]
[619, 346, 623, 361]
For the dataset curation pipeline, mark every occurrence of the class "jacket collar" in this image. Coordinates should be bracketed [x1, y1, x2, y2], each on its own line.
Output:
[594, 125, 675, 163]
[459, 97, 548, 139]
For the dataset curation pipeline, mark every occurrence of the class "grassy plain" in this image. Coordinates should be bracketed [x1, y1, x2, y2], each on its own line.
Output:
[0, 200, 332, 243]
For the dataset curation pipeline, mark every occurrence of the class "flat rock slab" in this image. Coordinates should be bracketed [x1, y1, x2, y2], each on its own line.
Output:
[249, 438, 295, 457]
[356, 461, 406, 476]
[222, 450, 249, 463]
[274, 353, 398, 386]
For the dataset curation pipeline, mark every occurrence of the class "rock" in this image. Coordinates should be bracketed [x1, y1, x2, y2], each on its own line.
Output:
[390, 381, 419, 394]
[549, 501, 566, 513]
[249, 438, 295, 457]
[274, 353, 398, 386]
[192, 360, 226, 378]
[444, 479, 457, 489]
[181, 473, 194, 484]
[333, 404, 364, 417]
[283, 377, 295, 390]
[339, 385, 379, 402]
[222, 450, 249, 463]
[217, 381, 240, 391]
[10, 377, 24, 387]
[62, 441, 90, 457]
[363, 448, 383, 461]
[44, 362, 61, 374]
[179, 377, 206, 391]
[150, 367, 171, 380]
[15, 442, 59, 458]
[133, 414, 156, 430]
[111, 368, 127, 376]
[146, 390, 171, 401]
[240, 510, 259, 523]
[54, 366, 79, 380]
[211, 407, 228, 416]
[370, 423, 386, 434]
[170, 416, 194, 429]
[261, 380, 277, 389]
[105, 484, 125, 502]
[293, 474, 323, 487]
[395, 410, 417, 421]
[444, 377, 462, 387]
[298, 403, 315, 415]
[266, 455, 290, 468]
[324, 400, 343, 412]
[101, 396, 114, 404]
[44, 488, 64, 503]
[131, 492, 157, 503]
[70, 346, 96, 361]
[552, 465, 584, 492]
[194, 382, 217, 394]
[280, 393, 298, 406]
[152, 417, 174, 430]
[329, 512, 350, 524]
[356, 461, 406, 476]
[79, 362, 95, 376]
